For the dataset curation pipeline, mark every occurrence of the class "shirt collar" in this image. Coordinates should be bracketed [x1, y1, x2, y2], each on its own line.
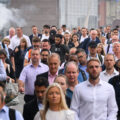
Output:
[30, 62, 42, 67]
[90, 37, 96, 41]
[103, 69, 118, 75]
[87, 79, 103, 87]
[48, 71, 58, 77]
[0, 105, 8, 112]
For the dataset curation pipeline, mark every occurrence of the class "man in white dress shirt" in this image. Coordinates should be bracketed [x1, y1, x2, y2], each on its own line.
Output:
[9, 27, 31, 50]
[80, 27, 88, 43]
[71, 58, 118, 120]
[100, 54, 118, 82]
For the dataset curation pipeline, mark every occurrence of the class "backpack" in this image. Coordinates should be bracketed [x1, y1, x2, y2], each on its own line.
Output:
[9, 108, 16, 120]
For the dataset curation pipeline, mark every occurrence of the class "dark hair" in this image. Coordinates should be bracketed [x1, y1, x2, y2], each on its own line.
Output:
[43, 25, 50, 29]
[55, 34, 63, 39]
[115, 59, 120, 71]
[0, 82, 5, 92]
[32, 36, 41, 43]
[40, 49, 50, 55]
[112, 28, 118, 32]
[51, 25, 57, 29]
[62, 25, 66, 28]
[35, 76, 49, 88]
[0, 49, 7, 58]
[72, 33, 78, 38]
[32, 25, 37, 28]
[72, 28, 77, 30]
[42, 39, 50, 44]
[76, 48, 86, 54]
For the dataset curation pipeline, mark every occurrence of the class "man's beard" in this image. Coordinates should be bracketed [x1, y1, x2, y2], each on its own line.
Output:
[41, 59, 48, 65]
[89, 73, 100, 80]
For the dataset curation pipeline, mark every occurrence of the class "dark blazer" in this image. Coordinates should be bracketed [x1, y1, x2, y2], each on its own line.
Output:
[37, 71, 49, 79]
[82, 37, 101, 54]
[29, 34, 42, 43]
[23, 98, 39, 120]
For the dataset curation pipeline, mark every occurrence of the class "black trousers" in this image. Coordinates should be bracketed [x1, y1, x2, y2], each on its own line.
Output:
[24, 95, 35, 103]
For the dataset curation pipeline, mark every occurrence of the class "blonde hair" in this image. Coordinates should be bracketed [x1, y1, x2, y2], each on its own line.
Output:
[41, 83, 68, 120]
[54, 74, 68, 85]
[97, 43, 105, 56]
[2, 38, 10, 44]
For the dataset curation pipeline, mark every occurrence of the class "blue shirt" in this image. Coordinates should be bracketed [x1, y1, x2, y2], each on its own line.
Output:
[0, 106, 23, 120]
[0, 59, 6, 81]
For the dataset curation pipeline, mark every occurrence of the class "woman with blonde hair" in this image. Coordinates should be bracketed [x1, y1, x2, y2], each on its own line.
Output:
[34, 83, 75, 120]
[97, 43, 105, 56]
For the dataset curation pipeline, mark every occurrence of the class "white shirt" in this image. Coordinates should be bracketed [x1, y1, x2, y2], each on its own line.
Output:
[80, 35, 88, 43]
[34, 109, 75, 120]
[100, 69, 119, 82]
[70, 79, 118, 120]
[41, 34, 49, 41]
[105, 44, 113, 54]
[9, 34, 31, 50]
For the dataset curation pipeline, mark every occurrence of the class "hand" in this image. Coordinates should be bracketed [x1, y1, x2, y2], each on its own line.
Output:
[11, 78, 15, 83]
[19, 86, 24, 93]
[15, 48, 19, 52]
[6, 76, 10, 82]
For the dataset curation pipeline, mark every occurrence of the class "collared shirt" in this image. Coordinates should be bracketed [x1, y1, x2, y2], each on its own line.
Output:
[70, 79, 118, 120]
[80, 35, 88, 43]
[0, 59, 6, 81]
[41, 34, 49, 41]
[100, 69, 119, 82]
[37, 99, 44, 110]
[48, 71, 58, 85]
[19, 62, 49, 95]
[105, 44, 113, 54]
[5, 35, 15, 41]
[0, 105, 23, 120]
[9, 34, 31, 50]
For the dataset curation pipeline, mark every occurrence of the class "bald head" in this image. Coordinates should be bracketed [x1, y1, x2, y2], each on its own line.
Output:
[90, 30, 97, 40]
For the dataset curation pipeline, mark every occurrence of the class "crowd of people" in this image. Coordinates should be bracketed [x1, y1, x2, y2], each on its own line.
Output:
[0, 24, 120, 120]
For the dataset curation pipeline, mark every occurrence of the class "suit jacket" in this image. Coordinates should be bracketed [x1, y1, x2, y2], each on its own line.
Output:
[23, 98, 39, 120]
[29, 34, 42, 43]
[82, 37, 101, 54]
[37, 71, 48, 79]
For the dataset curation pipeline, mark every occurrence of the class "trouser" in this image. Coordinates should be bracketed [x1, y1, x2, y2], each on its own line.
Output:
[24, 95, 35, 103]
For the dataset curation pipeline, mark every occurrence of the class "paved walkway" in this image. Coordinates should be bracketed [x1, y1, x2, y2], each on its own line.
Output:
[10, 93, 25, 114]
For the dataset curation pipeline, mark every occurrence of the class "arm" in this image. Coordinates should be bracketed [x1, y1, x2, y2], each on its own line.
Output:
[24, 51, 31, 66]
[18, 67, 26, 92]
[0, 59, 7, 81]
[107, 85, 118, 120]
[24, 58, 30, 67]
[70, 86, 80, 120]
[11, 56, 15, 71]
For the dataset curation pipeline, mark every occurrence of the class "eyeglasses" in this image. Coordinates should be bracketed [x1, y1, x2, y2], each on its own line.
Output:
[78, 56, 84, 59]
